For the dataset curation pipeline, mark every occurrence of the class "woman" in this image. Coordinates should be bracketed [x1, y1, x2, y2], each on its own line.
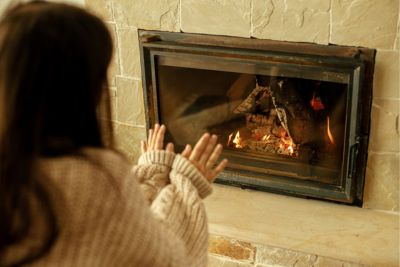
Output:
[0, 1, 227, 266]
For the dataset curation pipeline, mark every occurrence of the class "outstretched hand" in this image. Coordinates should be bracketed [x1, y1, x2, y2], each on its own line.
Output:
[141, 124, 228, 183]
[181, 133, 228, 183]
[141, 124, 174, 153]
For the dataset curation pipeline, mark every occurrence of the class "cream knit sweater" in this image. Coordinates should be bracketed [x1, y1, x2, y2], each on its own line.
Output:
[5, 148, 212, 267]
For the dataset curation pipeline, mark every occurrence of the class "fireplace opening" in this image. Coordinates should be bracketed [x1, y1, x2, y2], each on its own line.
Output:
[139, 30, 375, 205]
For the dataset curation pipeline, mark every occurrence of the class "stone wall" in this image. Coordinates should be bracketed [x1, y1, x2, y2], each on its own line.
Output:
[208, 235, 367, 267]
[85, 0, 399, 266]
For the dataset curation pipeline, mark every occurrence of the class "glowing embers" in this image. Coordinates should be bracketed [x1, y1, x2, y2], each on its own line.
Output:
[227, 128, 298, 157]
[310, 93, 325, 111]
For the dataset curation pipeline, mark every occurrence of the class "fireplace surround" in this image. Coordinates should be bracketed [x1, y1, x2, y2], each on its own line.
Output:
[139, 30, 375, 205]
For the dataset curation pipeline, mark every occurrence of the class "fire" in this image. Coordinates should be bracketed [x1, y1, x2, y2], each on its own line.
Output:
[233, 131, 243, 148]
[227, 129, 297, 156]
[280, 137, 295, 156]
[262, 134, 270, 141]
[310, 94, 325, 111]
[327, 116, 335, 145]
[288, 144, 294, 154]
[227, 133, 233, 146]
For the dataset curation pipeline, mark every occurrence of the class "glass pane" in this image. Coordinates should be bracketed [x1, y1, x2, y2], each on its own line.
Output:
[157, 65, 347, 185]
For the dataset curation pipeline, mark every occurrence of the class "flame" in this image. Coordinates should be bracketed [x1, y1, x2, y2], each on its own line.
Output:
[227, 133, 233, 146]
[327, 116, 335, 145]
[286, 139, 294, 155]
[288, 145, 294, 154]
[262, 134, 270, 141]
[310, 94, 325, 111]
[233, 131, 243, 148]
[280, 137, 295, 156]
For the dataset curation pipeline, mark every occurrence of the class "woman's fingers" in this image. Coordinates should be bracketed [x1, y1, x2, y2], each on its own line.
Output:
[209, 159, 229, 182]
[141, 140, 147, 154]
[166, 142, 174, 153]
[148, 128, 154, 149]
[205, 143, 223, 169]
[182, 132, 228, 183]
[155, 124, 166, 150]
[150, 124, 160, 149]
[181, 144, 192, 158]
[146, 124, 173, 151]
[199, 134, 218, 165]
[189, 133, 210, 161]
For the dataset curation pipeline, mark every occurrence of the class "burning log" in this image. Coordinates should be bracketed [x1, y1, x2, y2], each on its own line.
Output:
[233, 83, 265, 114]
[246, 113, 274, 127]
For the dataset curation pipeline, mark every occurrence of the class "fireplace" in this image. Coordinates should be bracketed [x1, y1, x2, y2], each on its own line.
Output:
[139, 30, 375, 205]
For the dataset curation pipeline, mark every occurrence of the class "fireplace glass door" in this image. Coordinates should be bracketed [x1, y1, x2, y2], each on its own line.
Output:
[140, 30, 374, 204]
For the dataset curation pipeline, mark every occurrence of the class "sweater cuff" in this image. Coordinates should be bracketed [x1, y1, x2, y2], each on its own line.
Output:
[138, 150, 176, 167]
[171, 155, 212, 199]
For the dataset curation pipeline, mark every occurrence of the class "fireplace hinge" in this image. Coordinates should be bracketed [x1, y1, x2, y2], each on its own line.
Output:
[348, 136, 361, 179]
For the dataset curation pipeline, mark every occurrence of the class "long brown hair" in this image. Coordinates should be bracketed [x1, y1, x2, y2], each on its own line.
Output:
[0, 1, 114, 265]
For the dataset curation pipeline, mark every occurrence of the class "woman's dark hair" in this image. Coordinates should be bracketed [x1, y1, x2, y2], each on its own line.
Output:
[0, 1, 114, 265]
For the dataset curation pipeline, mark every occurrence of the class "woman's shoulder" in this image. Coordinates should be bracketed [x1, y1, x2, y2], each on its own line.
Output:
[38, 147, 133, 190]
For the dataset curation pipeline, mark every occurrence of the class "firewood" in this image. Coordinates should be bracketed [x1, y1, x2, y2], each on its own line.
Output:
[226, 74, 255, 101]
[233, 83, 265, 114]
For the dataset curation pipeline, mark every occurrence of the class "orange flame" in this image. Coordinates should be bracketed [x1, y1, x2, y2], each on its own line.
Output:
[280, 137, 295, 156]
[233, 131, 243, 148]
[227, 133, 233, 146]
[327, 116, 335, 145]
[262, 134, 270, 141]
[286, 139, 294, 155]
[310, 94, 325, 111]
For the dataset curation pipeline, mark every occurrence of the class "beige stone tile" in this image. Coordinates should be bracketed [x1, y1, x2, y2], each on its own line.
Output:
[181, 0, 251, 38]
[254, 244, 367, 267]
[363, 152, 400, 212]
[116, 77, 145, 126]
[315, 257, 368, 267]
[208, 255, 253, 267]
[368, 99, 400, 152]
[331, 0, 399, 49]
[86, 0, 113, 21]
[395, 22, 400, 50]
[113, 122, 146, 163]
[373, 50, 399, 99]
[251, 0, 330, 44]
[113, 0, 179, 31]
[209, 235, 255, 262]
[205, 184, 399, 266]
[109, 89, 116, 121]
[255, 244, 317, 267]
[117, 28, 142, 79]
[106, 23, 120, 87]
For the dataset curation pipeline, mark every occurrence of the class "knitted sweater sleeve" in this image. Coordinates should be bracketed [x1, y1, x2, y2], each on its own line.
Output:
[125, 151, 212, 267]
[133, 150, 175, 202]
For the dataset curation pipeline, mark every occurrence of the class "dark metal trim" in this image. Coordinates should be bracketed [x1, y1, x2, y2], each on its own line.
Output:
[138, 30, 375, 206]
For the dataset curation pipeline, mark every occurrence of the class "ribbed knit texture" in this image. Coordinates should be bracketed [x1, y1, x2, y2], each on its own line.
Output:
[4, 148, 211, 267]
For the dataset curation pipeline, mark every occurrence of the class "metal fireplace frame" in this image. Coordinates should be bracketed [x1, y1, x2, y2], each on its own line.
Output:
[138, 30, 375, 205]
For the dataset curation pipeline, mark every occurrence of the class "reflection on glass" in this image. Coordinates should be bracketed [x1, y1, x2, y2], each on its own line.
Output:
[157, 66, 347, 184]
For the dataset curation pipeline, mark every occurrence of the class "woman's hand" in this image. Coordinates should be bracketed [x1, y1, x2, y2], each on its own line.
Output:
[141, 124, 174, 153]
[141, 124, 228, 183]
[181, 133, 228, 183]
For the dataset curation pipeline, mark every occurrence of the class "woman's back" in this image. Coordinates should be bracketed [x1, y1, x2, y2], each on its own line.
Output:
[0, 2, 226, 266]
[4, 148, 211, 266]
